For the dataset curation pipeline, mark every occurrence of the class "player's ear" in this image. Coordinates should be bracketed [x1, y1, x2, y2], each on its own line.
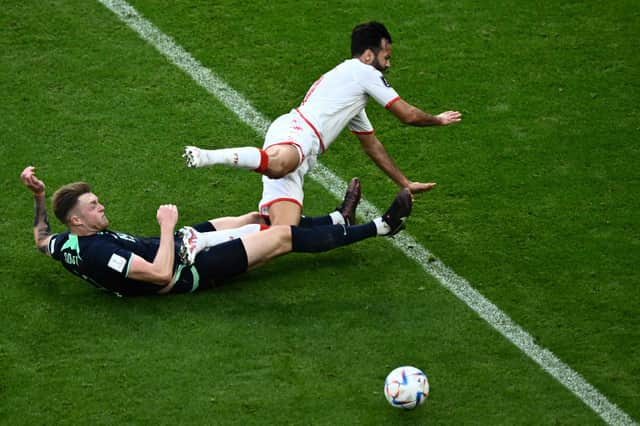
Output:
[68, 214, 82, 227]
[360, 48, 375, 64]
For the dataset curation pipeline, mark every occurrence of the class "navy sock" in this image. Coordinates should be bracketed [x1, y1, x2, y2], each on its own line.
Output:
[291, 222, 377, 253]
[298, 214, 333, 228]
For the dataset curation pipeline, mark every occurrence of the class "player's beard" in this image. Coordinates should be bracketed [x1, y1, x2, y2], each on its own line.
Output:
[372, 57, 388, 73]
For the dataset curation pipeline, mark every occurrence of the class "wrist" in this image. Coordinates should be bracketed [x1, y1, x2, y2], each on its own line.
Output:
[160, 224, 176, 233]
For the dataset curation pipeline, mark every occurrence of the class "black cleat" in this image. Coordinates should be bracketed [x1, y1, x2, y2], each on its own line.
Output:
[336, 177, 361, 225]
[382, 188, 413, 236]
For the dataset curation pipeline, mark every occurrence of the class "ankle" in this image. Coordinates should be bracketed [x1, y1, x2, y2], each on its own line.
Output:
[373, 217, 391, 236]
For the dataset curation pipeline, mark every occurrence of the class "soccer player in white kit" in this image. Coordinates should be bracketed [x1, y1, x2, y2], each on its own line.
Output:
[184, 22, 461, 227]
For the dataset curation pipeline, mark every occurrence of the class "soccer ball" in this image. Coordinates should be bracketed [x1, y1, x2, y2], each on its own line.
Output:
[384, 366, 429, 409]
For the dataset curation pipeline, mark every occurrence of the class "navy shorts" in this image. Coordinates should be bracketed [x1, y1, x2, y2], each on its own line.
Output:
[170, 221, 249, 294]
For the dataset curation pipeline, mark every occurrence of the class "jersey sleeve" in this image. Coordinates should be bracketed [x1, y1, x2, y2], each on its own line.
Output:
[48, 233, 62, 260]
[359, 67, 400, 109]
[348, 109, 374, 134]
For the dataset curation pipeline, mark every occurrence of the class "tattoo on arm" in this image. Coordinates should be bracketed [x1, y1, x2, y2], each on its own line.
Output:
[33, 196, 51, 254]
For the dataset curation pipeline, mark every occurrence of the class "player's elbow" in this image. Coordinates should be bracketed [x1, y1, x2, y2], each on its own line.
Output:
[156, 271, 174, 286]
[149, 267, 174, 286]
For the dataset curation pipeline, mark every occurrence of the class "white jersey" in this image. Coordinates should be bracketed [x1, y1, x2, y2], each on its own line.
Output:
[259, 59, 400, 213]
[295, 58, 400, 152]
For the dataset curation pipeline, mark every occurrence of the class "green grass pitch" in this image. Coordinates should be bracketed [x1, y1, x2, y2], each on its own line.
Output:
[1, 1, 638, 424]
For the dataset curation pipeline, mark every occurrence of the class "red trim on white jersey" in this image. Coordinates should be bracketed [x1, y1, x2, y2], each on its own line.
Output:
[351, 130, 374, 135]
[301, 75, 324, 105]
[385, 96, 401, 109]
[254, 149, 269, 173]
[294, 108, 326, 153]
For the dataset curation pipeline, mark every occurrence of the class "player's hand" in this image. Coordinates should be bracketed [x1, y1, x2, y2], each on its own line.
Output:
[20, 166, 46, 196]
[436, 111, 462, 125]
[407, 182, 437, 194]
[157, 204, 179, 229]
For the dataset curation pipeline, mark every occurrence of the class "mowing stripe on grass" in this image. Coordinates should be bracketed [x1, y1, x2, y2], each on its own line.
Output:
[97, 1, 635, 424]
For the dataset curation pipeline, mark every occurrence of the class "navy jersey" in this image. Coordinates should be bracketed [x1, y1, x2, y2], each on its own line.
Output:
[48, 229, 180, 297]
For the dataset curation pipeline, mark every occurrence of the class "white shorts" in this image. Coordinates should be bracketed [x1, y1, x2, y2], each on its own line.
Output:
[259, 110, 321, 216]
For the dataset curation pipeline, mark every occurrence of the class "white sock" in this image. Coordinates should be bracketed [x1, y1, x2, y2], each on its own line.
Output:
[373, 217, 390, 236]
[329, 210, 344, 225]
[200, 147, 264, 170]
[200, 224, 263, 247]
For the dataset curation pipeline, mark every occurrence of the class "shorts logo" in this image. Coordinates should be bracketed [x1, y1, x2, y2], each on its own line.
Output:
[380, 76, 391, 87]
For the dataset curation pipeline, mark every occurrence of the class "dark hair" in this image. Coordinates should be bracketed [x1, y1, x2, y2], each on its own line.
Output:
[351, 21, 392, 57]
[52, 182, 91, 225]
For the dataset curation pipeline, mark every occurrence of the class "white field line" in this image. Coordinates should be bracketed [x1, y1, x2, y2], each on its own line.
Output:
[97, 1, 635, 424]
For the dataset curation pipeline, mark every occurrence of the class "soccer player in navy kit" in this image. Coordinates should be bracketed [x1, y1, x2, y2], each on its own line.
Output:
[183, 22, 461, 226]
[21, 166, 413, 297]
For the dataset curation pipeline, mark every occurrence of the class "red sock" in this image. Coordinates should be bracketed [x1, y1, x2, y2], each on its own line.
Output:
[254, 149, 269, 174]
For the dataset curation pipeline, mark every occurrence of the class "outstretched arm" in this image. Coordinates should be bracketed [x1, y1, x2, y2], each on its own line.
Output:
[388, 98, 461, 127]
[20, 166, 53, 256]
[355, 133, 436, 194]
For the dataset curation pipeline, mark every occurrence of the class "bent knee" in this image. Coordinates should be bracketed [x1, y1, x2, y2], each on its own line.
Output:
[271, 225, 291, 240]
[265, 145, 300, 177]
[269, 225, 292, 249]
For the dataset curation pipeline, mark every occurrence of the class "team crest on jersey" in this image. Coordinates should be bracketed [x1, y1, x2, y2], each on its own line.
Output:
[380, 76, 391, 87]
